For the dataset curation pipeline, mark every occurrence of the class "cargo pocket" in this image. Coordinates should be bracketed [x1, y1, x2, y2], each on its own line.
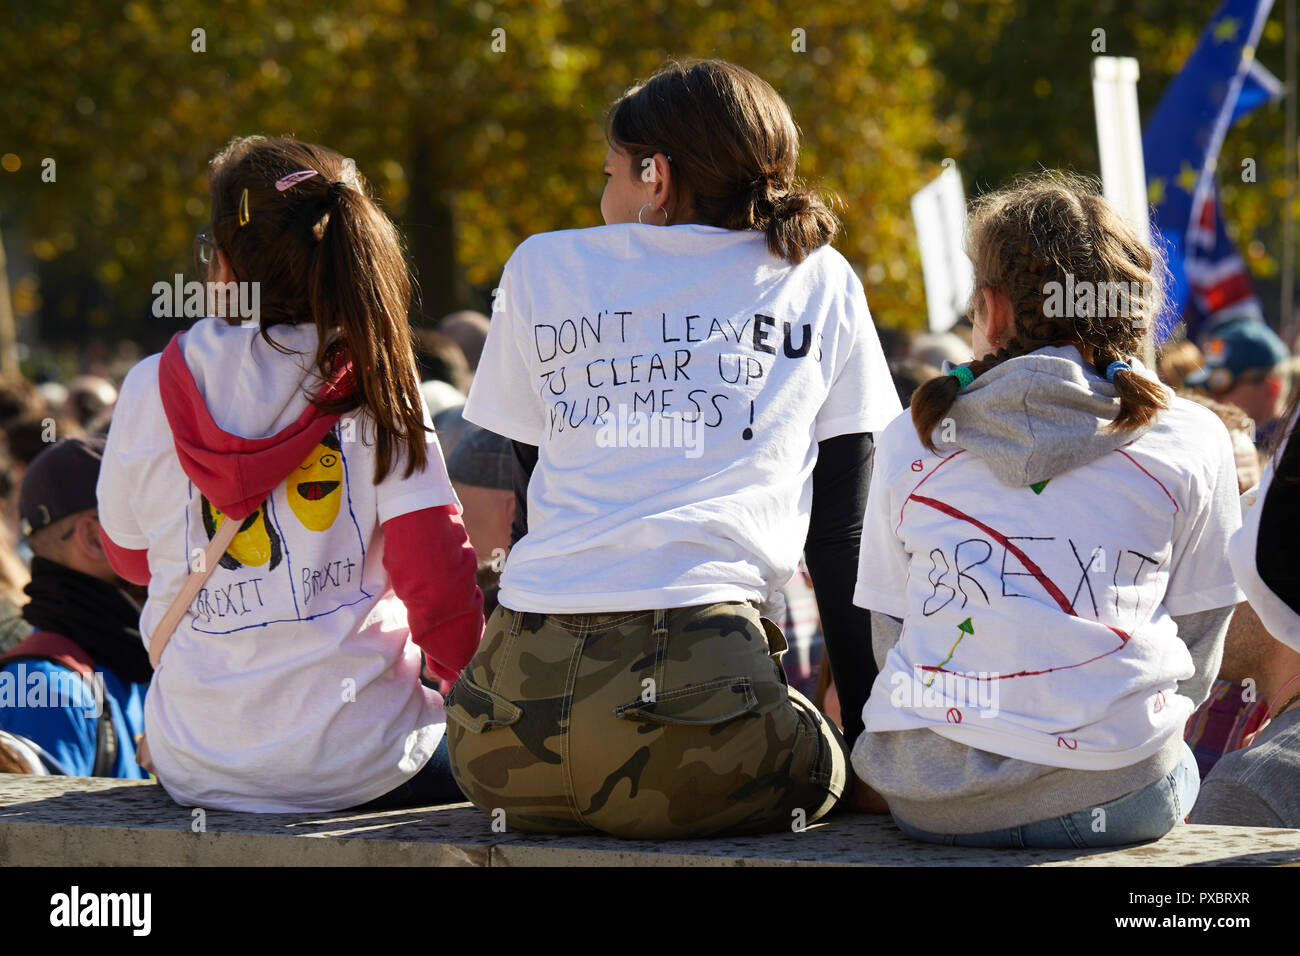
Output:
[613, 676, 759, 726]
[446, 675, 523, 734]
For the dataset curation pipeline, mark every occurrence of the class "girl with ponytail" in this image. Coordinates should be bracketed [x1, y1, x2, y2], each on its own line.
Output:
[97, 136, 483, 812]
[451, 59, 901, 838]
[853, 171, 1244, 847]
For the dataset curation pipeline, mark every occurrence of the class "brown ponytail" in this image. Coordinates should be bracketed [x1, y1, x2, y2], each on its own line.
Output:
[606, 59, 841, 264]
[910, 171, 1170, 450]
[207, 136, 427, 483]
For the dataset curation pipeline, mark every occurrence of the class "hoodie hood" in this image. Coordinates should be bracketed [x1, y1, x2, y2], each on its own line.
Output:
[158, 318, 354, 520]
[932, 345, 1170, 487]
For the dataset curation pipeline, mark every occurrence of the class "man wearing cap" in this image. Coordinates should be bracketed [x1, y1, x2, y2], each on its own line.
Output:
[446, 424, 515, 618]
[0, 436, 150, 777]
[1190, 318, 1292, 446]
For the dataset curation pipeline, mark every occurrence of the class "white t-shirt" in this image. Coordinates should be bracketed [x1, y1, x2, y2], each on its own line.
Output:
[464, 223, 901, 613]
[98, 318, 458, 812]
[855, 395, 1244, 770]
[1229, 405, 1300, 651]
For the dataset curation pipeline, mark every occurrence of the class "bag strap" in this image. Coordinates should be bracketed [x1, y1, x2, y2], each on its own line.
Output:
[148, 516, 243, 670]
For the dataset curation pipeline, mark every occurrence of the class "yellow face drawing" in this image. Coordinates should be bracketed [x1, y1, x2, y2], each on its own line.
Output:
[202, 498, 279, 570]
[288, 433, 343, 532]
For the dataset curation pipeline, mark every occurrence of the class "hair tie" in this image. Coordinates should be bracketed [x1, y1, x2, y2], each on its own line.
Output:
[275, 169, 320, 191]
[947, 365, 975, 388]
[237, 187, 251, 227]
[1105, 360, 1130, 382]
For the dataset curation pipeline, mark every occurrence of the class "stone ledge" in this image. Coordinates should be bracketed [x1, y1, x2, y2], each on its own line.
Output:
[3, 774, 1299, 867]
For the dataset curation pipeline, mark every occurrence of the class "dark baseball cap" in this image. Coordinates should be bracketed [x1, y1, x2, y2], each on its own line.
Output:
[18, 435, 105, 538]
[1187, 319, 1289, 393]
[447, 425, 512, 491]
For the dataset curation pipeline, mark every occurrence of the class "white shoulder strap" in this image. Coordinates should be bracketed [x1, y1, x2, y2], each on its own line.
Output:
[147, 516, 243, 670]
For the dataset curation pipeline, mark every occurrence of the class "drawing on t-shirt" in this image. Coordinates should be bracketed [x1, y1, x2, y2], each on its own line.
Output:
[185, 424, 372, 634]
[201, 498, 283, 571]
[287, 430, 343, 531]
[901, 449, 1177, 685]
[531, 310, 825, 445]
[926, 616, 975, 686]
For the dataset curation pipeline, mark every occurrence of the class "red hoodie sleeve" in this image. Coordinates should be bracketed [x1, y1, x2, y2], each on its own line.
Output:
[100, 524, 151, 586]
[382, 504, 484, 683]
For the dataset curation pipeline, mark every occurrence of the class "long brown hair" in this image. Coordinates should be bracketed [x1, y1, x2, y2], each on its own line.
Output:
[912, 170, 1170, 452]
[605, 59, 839, 264]
[207, 135, 426, 482]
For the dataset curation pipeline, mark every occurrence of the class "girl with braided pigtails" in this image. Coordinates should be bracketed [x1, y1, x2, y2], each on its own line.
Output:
[852, 171, 1244, 847]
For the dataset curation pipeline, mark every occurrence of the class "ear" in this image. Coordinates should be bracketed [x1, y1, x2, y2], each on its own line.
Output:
[212, 247, 236, 284]
[499, 491, 518, 537]
[1267, 375, 1284, 406]
[75, 514, 107, 563]
[981, 287, 1015, 350]
[642, 152, 674, 203]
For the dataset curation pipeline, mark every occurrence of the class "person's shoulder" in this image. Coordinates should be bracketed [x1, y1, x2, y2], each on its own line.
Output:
[792, 243, 859, 289]
[511, 224, 626, 261]
[800, 242, 854, 273]
[1162, 393, 1233, 435]
[873, 408, 925, 472]
[119, 350, 163, 395]
[1137, 393, 1235, 475]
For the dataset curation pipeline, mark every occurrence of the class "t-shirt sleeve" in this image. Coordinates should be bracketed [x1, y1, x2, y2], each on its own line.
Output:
[1164, 416, 1246, 616]
[813, 267, 902, 443]
[463, 248, 547, 445]
[373, 400, 461, 524]
[853, 429, 910, 617]
[96, 360, 154, 550]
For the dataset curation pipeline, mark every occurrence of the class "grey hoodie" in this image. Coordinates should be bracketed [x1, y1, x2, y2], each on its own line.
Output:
[853, 345, 1236, 835]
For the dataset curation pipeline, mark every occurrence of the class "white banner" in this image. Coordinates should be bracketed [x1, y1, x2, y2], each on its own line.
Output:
[911, 164, 974, 333]
[1092, 55, 1151, 246]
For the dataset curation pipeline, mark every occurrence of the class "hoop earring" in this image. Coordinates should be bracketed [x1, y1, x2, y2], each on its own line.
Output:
[637, 202, 669, 225]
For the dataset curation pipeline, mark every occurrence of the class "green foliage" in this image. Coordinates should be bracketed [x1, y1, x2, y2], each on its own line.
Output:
[0, 0, 1295, 351]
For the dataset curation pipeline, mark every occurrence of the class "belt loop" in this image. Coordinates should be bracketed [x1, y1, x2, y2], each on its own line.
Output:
[652, 608, 667, 638]
[510, 609, 524, 636]
[650, 608, 669, 694]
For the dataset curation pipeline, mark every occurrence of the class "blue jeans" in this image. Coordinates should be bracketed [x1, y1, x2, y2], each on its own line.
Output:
[892, 743, 1201, 849]
[350, 736, 466, 811]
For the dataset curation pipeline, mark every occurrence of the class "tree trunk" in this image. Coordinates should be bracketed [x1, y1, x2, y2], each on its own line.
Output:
[404, 137, 468, 326]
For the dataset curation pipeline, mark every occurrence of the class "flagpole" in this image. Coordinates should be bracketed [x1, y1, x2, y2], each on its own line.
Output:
[1284, 0, 1296, 346]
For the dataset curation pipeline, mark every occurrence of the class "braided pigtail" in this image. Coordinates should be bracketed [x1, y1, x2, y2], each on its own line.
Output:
[912, 340, 1027, 452]
[1093, 348, 1168, 432]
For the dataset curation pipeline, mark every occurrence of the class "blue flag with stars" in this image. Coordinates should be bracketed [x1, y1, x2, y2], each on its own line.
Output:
[1142, 0, 1279, 343]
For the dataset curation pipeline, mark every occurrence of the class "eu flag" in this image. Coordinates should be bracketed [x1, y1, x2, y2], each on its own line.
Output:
[1142, 0, 1280, 343]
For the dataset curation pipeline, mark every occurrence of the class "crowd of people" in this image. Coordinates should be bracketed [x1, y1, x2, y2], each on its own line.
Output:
[0, 58, 1296, 846]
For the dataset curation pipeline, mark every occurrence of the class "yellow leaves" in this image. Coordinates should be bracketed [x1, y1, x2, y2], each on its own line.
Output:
[97, 260, 124, 285]
[11, 276, 41, 316]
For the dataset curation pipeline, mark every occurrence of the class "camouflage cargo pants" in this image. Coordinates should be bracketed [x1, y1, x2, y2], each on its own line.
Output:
[445, 600, 848, 839]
